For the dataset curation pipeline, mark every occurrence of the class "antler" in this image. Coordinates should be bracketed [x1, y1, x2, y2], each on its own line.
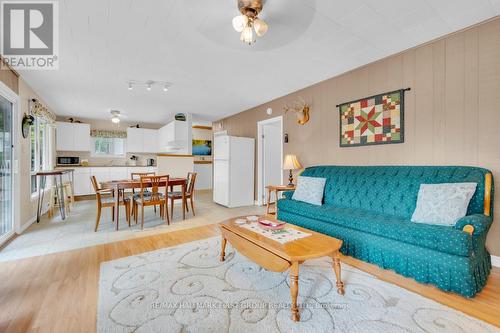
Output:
[283, 103, 291, 114]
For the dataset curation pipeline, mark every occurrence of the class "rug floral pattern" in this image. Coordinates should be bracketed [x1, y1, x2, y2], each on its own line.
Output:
[97, 237, 497, 332]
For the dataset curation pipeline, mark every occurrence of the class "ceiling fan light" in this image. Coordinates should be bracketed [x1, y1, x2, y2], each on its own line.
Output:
[111, 116, 120, 124]
[128, 82, 133, 90]
[253, 18, 268, 37]
[240, 26, 255, 45]
[232, 15, 248, 32]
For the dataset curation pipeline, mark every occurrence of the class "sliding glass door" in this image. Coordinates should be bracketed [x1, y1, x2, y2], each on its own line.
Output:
[0, 95, 13, 239]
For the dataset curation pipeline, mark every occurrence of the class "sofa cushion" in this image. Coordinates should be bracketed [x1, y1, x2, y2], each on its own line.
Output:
[411, 183, 477, 226]
[292, 176, 326, 206]
[278, 199, 472, 257]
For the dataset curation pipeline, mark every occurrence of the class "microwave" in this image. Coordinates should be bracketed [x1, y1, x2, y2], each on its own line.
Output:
[57, 156, 80, 166]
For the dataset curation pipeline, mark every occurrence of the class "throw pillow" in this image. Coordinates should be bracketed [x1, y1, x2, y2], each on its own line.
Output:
[292, 176, 327, 206]
[411, 183, 477, 226]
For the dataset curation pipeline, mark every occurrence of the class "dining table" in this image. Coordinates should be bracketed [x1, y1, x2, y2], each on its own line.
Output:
[100, 177, 187, 230]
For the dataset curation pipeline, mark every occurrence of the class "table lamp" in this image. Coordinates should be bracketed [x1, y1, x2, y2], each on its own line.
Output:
[283, 154, 302, 186]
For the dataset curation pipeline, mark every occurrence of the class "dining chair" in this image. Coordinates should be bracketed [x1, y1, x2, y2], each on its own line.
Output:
[130, 172, 156, 216]
[168, 172, 197, 219]
[90, 176, 131, 232]
[130, 172, 155, 193]
[134, 175, 170, 229]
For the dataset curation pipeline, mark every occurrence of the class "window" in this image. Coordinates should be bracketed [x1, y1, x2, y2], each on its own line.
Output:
[30, 118, 49, 195]
[92, 137, 125, 157]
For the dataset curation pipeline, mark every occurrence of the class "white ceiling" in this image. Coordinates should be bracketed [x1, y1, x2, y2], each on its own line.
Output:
[19, 0, 500, 123]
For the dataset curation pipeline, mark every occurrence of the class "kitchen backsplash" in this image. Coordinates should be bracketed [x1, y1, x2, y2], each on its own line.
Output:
[57, 151, 157, 166]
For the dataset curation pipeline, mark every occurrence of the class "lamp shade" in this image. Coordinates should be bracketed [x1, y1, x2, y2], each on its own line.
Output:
[283, 154, 302, 170]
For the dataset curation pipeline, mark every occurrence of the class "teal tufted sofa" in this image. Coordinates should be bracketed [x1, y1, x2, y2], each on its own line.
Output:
[277, 166, 494, 297]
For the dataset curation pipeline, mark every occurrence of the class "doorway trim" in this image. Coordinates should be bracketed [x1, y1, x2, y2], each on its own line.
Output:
[257, 116, 283, 206]
[0, 80, 20, 245]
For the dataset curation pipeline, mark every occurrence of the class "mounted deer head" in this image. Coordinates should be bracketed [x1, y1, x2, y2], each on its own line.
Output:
[283, 97, 310, 125]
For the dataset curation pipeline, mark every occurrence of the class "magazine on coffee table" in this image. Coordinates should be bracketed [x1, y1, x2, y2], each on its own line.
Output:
[240, 222, 311, 244]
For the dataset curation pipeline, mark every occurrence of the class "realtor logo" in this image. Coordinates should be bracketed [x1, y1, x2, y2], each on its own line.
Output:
[1, 1, 59, 70]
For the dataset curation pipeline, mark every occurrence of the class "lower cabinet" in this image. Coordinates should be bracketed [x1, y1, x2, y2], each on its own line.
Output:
[69, 167, 157, 196]
[194, 163, 212, 190]
[73, 168, 92, 196]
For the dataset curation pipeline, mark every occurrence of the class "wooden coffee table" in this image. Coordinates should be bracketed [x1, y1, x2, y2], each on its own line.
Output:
[219, 216, 344, 322]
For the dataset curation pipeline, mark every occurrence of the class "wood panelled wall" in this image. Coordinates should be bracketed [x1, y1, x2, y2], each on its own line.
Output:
[214, 17, 500, 256]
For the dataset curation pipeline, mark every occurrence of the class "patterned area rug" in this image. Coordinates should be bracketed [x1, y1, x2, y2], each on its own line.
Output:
[97, 237, 497, 332]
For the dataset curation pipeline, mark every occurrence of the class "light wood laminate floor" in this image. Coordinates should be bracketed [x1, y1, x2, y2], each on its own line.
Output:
[0, 224, 498, 332]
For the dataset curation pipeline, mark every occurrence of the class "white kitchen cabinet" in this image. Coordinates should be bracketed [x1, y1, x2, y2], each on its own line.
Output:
[142, 129, 158, 153]
[108, 167, 128, 180]
[56, 122, 91, 151]
[67, 166, 159, 196]
[126, 128, 158, 153]
[74, 123, 91, 151]
[126, 128, 144, 153]
[91, 168, 111, 184]
[158, 120, 189, 153]
[73, 168, 92, 195]
[194, 162, 212, 190]
[56, 122, 73, 151]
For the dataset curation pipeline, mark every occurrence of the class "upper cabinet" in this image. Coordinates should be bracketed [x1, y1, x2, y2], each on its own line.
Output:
[142, 129, 159, 153]
[56, 122, 90, 151]
[126, 128, 158, 153]
[158, 120, 190, 154]
[126, 128, 143, 153]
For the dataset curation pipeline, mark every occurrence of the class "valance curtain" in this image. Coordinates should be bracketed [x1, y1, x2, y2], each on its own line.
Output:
[90, 129, 127, 138]
[30, 99, 56, 126]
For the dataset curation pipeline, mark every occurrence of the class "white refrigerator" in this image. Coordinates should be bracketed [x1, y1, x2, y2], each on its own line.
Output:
[213, 134, 255, 208]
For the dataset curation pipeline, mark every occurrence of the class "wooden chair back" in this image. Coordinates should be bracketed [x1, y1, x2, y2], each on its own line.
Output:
[139, 175, 169, 203]
[90, 175, 102, 201]
[131, 172, 155, 180]
[186, 172, 197, 195]
[131, 172, 155, 193]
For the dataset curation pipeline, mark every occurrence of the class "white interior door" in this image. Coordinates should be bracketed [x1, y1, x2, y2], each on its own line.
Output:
[0, 95, 13, 240]
[262, 120, 282, 203]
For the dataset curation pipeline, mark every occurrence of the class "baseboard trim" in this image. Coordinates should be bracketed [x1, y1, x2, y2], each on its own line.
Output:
[18, 216, 37, 234]
[491, 255, 500, 268]
[18, 204, 50, 234]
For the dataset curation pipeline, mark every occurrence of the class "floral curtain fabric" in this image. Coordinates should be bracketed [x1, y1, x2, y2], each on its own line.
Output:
[30, 99, 56, 125]
[90, 129, 127, 138]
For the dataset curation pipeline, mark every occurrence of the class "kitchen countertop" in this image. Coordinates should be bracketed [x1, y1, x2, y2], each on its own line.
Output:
[56, 165, 157, 168]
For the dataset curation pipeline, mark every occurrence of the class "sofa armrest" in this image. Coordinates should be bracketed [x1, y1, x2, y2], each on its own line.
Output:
[454, 214, 493, 235]
[282, 191, 294, 200]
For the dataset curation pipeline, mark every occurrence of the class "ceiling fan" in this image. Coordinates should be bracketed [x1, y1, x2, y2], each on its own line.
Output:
[232, 0, 269, 45]
[109, 110, 127, 124]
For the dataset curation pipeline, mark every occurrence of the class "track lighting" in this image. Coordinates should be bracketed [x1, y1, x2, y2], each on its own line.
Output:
[126, 81, 171, 92]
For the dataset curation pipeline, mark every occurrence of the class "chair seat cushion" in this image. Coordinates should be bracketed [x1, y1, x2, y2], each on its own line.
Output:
[168, 191, 182, 198]
[135, 193, 165, 204]
[277, 199, 472, 257]
[132, 191, 153, 200]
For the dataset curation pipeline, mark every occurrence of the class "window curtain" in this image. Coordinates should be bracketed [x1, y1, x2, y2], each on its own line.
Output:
[90, 129, 127, 138]
[30, 99, 56, 126]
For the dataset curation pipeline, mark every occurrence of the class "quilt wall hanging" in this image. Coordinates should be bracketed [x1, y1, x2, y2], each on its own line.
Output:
[338, 88, 409, 147]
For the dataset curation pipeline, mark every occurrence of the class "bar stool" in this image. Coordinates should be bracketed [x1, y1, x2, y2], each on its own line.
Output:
[48, 182, 73, 218]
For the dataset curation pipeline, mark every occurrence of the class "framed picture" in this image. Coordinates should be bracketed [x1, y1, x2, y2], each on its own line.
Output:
[192, 139, 212, 156]
[339, 89, 406, 147]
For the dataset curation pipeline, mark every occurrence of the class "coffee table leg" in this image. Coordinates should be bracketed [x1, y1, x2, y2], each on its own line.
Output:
[332, 251, 345, 295]
[290, 261, 300, 322]
[220, 237, 227, 262]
